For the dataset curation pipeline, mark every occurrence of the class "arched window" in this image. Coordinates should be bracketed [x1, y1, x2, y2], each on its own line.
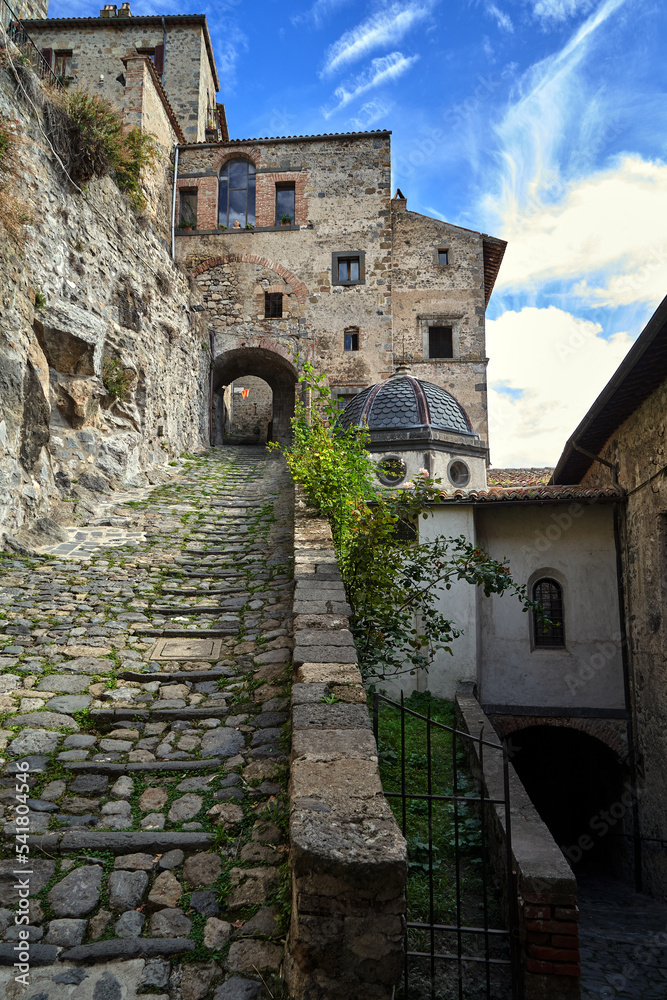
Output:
[532, 578, 565, 648]
[219, 160, 255, 229]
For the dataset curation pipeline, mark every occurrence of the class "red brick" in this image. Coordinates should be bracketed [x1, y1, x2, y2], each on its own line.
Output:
[552, 934, 579, 948]
[525, 958, 553, 974]
[529, 946, 579, 963]
[553, 965, 580, 977]
[525, 905, 552, 920]
[554, 907, 579, 921]
[526, 919, 578, 935]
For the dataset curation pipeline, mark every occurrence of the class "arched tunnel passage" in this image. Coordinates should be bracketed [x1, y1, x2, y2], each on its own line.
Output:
[211, 347, 299, 446]
[508, 725, 634, 878]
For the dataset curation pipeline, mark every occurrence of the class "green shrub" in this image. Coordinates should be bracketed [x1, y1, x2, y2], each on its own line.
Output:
[102, 357, 136, 401]
[44, 89, 157, 210]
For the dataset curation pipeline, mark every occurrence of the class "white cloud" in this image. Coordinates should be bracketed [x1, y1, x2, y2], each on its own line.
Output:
[292, 0, 353, 29]
[323, 52, 419, 118]
[349, 99, 393, 129]
[321, 3, 431, 77]
[213, 27, 249, 92]
[486, 306, 634, 466]
[493, 155, 667, 306]
[486, 2, 513, 31]
[531, 0, 595, 24]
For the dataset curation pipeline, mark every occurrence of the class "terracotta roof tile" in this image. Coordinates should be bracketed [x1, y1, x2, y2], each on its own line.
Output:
[437, 484, 625, 504]
[487, 467, 554, 487]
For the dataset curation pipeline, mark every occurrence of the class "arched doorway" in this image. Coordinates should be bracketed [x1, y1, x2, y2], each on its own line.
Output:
[212, 347, 298, 446]
[508, 725, 633, 878]
[224, 376, 273, 444]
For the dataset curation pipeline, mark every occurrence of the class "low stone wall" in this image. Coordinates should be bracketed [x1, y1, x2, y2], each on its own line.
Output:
[286, 494, 407, 999]
[457, 694, 581, 1000]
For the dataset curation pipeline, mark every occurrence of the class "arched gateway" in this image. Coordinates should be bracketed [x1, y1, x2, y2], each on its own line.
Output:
[211, 346, 299, 445]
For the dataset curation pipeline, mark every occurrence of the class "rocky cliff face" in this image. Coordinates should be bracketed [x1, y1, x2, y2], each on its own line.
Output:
[0, 63, 209, 544]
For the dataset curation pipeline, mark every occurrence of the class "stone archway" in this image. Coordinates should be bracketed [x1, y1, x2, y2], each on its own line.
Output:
[212, 346, 299, 445]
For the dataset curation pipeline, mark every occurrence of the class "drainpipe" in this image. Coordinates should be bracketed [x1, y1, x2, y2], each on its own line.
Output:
[160, 15, 167, 86]
[170, 145, 179, 260]
[209, 329, 214, 445]
[613, 501, 642, 892]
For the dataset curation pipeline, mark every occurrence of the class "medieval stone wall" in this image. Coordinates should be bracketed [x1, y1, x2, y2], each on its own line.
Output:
[226, 376, 273, 442]
[0, 61, 208, 540]
[23, 19, 215, 141]
[579, 379, 667, 899]
[391, 206, 489, 443]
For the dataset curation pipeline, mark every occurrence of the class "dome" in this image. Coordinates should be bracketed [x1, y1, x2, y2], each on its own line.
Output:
[341, 374, 473, 436]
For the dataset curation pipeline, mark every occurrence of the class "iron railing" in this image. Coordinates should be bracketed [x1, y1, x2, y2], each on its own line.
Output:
[373, 691, 520, 1000]
[0, 0, 63, 89]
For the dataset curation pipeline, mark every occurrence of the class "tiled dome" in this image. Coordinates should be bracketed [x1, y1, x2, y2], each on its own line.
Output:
[341, 374, 472, 435]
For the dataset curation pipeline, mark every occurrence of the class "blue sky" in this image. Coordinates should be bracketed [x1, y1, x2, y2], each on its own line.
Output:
[50, 0, 667, 466]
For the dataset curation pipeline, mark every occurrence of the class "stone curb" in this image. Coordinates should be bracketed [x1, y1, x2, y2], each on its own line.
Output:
[285, 491, 407, 1000]
[28, 831, 214, 853]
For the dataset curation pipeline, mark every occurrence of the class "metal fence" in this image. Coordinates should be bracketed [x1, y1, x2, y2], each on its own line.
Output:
[0, 0, 62, 89]
[373, 691, 520, 1000]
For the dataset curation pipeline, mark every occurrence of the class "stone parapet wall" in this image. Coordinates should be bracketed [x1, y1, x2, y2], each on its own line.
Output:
[456, 694, 580, 1000]
[286, 492, 407, 999]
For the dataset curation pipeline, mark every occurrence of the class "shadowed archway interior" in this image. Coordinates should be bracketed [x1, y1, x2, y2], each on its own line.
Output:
[212, 347, 299, 445]
[508, 725, 632, 878]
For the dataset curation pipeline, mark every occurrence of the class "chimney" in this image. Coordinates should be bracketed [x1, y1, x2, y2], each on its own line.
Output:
[391, 187, 407, 212]
[118, 1, 132, 14]
[100, 4, 117, 16]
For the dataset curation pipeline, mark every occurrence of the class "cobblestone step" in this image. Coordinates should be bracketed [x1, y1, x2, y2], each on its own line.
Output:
[0, 447, 293, 998]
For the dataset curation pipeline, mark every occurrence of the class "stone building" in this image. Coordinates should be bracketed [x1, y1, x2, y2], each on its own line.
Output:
[23, 4, 221, 143]
[553, 293, 667, 900]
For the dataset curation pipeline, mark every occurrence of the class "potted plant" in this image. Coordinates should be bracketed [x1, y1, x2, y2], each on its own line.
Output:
[245, 223, 254, 230]
[217, 224, 227, 230]
[280, 214, 292, 226]
[178, 221, 194, 231]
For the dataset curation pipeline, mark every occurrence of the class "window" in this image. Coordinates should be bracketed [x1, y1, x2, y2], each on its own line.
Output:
[265, 293, 283, 318]
[331, 251, 365, 286]
[344, 328, 359, 351]
[532, 579, 565, 648]
[437, 248, 449, 265]
[276, 183, 295, 225]
[429, 326, 453, 358]
[447, 460, 470, 488]
[179, 189, 198, 228]
[219, 159, 256, 229]
[53, 50, 72, 77]
[376, 456, 407, 486]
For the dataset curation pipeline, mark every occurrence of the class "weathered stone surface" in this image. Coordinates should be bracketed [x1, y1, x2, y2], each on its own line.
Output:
[207, 802, 244, 827]
[168, 793, 202, 822]
[109, 869, 149, 910]
[227, 939, 283, 973]
[8, 728, 60, 755]
[190, 889, 220, 917]
[139, 786, 168, 811]
[47, 865, 103, 917]
[235, 905, 280, 939]
[148, 871, 182, 909]
[70, 774, 109, 795]
[111, 775, 134, 799]
[0, 859, 55, 905]
[213, 978, 262, 1000]
[63, 656, 114, 674]
[227, 868, 280, 910]
[37, 674, 92, 693]
[115, 909, 146, 937]
[183, 852, 222, 888]
[7, 711, 79, 730]
[201, 727, 245, 758]
[43, 917, 87, 946]
[150, 907, 192, 937]
[142, 957, 171, 987]
[181, 961, 221, 1000]
[88, 909, 113, 939]
[203, 917, 232, 949]
[159, 849, 185, 869]
[114, 853, 155, 871]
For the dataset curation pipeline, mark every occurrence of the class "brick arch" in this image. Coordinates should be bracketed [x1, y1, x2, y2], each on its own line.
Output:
[489, 714, 628, 761]
[191, 254, 310, 303]
[212, 148, 261, 173]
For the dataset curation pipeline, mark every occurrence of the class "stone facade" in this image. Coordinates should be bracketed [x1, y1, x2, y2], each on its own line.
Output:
[23, 11, 218, 142]
[174, 136, 504, 446]
[223, 376, 273, 443]
[575, 378, 667, 899]
[0, 62, 208, 537]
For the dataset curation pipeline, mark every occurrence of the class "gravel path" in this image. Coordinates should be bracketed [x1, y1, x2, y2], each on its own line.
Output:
[0, 447, 293, 1000]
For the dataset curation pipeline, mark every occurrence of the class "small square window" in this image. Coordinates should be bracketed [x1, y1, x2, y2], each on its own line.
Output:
[437, 249, 449, 265]
[344, 330, 359, 351]
[332, 251, 365, 286]
[429, 326, 453, 358]
[265, 292, 283, 318]
[54, 50, 72, 77]
[179, 189, 198, 227]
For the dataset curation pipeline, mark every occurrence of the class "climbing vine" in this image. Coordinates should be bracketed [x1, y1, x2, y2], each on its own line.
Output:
[276, 363, 545, 681]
